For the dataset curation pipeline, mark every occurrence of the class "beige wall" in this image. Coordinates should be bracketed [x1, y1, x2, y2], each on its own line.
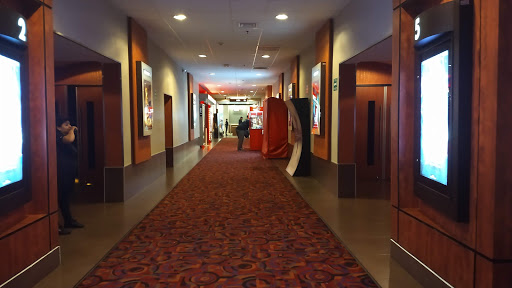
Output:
[147, 40, 189, 150]
[54, 0, 132, 165]
[331, 0, 393, 163]
[53, 0, 191, 164]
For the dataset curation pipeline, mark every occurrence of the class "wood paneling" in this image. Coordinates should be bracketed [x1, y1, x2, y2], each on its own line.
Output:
[494, 0, 512, 260]
[314, 19, 332, 161]
[475, 256, 512, 288]
[476, 0, 499, 259]
[128, 18, 151, 164]
[45, 6, 57, 214]
[266, 85, 273, 98]
[26, 6, 49, 215]
[356, 62, 392, 85]
[44, 0, 53, 7]
[187, 73, 194, 141]
[103, 63, 124, 167]
[393, 0, 401, 9]
[55, 62, 102, 85]
[391, 207, 398, 241]
[279, 73, 284, 99]
[397, 8, 418, 209]
[398, 212, 474, 288]
[391, 9, 400, 208]
[338, 64, 356, 164]
[50, 213, 59, 249]
[291, 55, 300, 98]
[0, 218, 50, 284]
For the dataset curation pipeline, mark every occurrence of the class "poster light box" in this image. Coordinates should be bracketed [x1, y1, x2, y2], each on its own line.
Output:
[413, 1, 473, 222]
[136, 61, 153, 136]
[0, 7, 30, 215]
[311, 63, 325, 135]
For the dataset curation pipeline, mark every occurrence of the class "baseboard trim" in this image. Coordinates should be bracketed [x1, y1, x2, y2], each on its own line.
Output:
[0, 246, 60, 288]
[390, 239, 454, 288]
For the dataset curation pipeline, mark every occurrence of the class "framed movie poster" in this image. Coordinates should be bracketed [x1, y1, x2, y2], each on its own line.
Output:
[136, 61, 153, 136]
[288, 83, 296, 130]
[191, 93, 197, 129]
[311, 62, 325, 135]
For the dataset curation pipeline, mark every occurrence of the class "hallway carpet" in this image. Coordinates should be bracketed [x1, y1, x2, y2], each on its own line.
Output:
[76, 138, 377, 287]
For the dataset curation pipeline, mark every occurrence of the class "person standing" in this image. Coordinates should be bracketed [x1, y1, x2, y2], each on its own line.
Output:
[236, 118, 250, 151]
[225, 119, 229, 136]
[56, 116, 84, 235]
[239, 117, 243, 125]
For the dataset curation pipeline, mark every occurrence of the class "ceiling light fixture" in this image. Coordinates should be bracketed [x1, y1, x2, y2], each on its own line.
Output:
[217, 84, 222, 86]
[252, 85, 256, 86]
[221, 91, 225, 93]
[276, 14, 288, 20]
[250, 90, 254, 92]
[256, 73, 262, 76]
[262, 55, 270, 58]
[198, 54, 207, 58]
[210, 73, 215, 76]
[173, 14, 187, 21]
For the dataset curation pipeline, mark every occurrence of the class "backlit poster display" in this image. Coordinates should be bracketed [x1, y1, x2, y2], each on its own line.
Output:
[137, 61, 153, 136]
[311, 63, 323, 135]
[419, 50, 449, 185]
[192, 93, 197, 129]
[0, 54, 23, 189]
[288, 83, 295, 130]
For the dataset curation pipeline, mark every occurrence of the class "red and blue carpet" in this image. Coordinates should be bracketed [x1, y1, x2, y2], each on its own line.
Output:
[76, 138, 377, 287]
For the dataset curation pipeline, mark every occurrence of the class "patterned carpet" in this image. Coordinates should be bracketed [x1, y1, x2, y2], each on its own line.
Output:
[76, 138, 378, 287]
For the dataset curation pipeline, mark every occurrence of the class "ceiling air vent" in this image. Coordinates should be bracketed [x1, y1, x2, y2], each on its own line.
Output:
[253, 67, 268, 70]
[257, 46, 280, 52]
[239, 22, 258, 29]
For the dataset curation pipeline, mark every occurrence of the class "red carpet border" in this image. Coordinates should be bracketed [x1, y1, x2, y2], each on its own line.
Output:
[77, 138, 378, 287]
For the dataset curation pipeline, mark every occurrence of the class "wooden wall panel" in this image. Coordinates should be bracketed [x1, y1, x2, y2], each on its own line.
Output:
[26, 6, 49, 215]
[356, 62, 392, 85]
[391, 9, 400, 208]
[266, 85, 272, 98]
[391, 207, 398, 241]
[338, 64, 356, 164]
[55, 62, 102, 85]
[397, 8, 418, 209]
[187, 73, 194, 141]
[50, 213, 59, 249]
[129, 18, 151, 164]
[398, 212, 474, 288]
[44, 0, 53, 7]
[279, 73, 284, 99]
[393, 0, 401, 9]
[475, 256, 512, 288]
[103, 63, 124, 167]
[494, 0, 512, 260]
[0, 218, 50, 284]
[290, 55, 300, 98]
[314, 19, 333, 161]
[44, 6, 58, 214]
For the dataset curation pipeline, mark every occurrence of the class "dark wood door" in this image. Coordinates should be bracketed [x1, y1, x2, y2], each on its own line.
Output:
[76, 86, 104, 202]
[355, 86, 390, 181]
[164, 95, 173, 167]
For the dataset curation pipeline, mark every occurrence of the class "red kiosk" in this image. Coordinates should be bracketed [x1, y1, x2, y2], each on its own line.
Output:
[261, 98, 288, 158]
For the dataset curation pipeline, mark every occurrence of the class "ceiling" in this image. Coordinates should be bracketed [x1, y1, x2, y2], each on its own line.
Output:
[109, 0, 351, 99]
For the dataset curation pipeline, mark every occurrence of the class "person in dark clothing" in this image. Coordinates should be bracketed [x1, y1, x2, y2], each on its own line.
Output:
[225, 119, 229, 136]
[239, 117, 243, 125]
[56, 116, 84, 235]
[236, 119, 250, 150]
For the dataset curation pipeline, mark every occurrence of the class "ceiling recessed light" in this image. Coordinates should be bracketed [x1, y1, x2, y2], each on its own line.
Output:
[198, 54, 207, 58]
[173, 14, 187, 21]
[256, 73, 262, 76]
[250, 90, 254, 92]
[252, 84, 256, 86]
[210, 73, 215, 76]
[262, 55, 270, 58]
[276, 14, 288, 20]
[221, 91, 224, 93]
[217, 84, 221, 86]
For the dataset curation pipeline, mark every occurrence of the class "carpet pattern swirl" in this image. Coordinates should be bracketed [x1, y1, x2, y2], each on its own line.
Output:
[76, 139, 377, 287]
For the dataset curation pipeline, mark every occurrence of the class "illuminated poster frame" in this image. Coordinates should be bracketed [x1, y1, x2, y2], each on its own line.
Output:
[413, 1, 473, 222]
[311, 62, 325, 135]
[288, 83, 295, 130]
[136, 61, 153, 136]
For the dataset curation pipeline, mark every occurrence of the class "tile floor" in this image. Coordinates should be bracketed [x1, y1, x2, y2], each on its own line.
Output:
[34, 138, 422, 288]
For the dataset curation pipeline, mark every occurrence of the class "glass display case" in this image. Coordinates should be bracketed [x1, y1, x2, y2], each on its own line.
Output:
[249, 106, 263, 129]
